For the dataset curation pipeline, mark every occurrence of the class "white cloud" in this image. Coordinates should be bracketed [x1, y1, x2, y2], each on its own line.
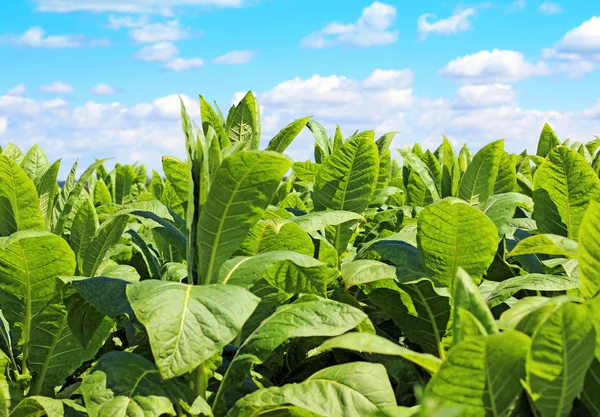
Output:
[439, 49, 550, 83]
[130, 20, 193, 43]
[213, 50, 256, 64]
[0, 26, 108, 48]
[302, 1, 397, 48]
[107, 15, 149, 29]
[6, 84, 25, 96]
[542, 16, 600, 76]
[34, 0, 245, 13]
[135, 42, 178, 61]
[0, 118, 7, 135]
[538, 2, 562, 15]
[39, 81, 74, 94]
[417, 8, 476, 39]
[2, 71, 599, 178]
[453, 84, 516, 109]
[508, 0, 526, 11]
[91, 83, 118, 95]
[362, 69, 414, 89]
[163, 57, 204, 71]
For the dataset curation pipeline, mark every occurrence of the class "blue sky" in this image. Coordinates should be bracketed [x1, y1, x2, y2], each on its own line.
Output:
[1, 0, 599, 175]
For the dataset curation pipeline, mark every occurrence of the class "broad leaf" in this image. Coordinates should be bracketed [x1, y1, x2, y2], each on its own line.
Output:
[458, 140, 504, 205]
[578, 200, 600, 299]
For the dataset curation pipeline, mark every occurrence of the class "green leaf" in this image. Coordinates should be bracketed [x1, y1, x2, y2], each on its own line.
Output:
[29, 297, 112, 395]
[219, 250, 333, 296]
[161, 156, 189, 217]
[482, 192, 533, 237]
[507, 234, 578, 258]
[69, 196, 98, 274]
[81, 214, 128, 277]
[365, 278, 451, 357]
[425, 331, 530, 416]
[0, 232, 75, 374]
[307, 120, 331, 162]
[238, 222, 314, 257]
[10, 396, 64, 417]
[436, 136, 460, 198]
[341, 260, 397, 290]
[198, 150, 292, 283]
[80, 351, 193, 417]
[114, 164, 137, 204]
[213, 299, 366, 415]
[20, 145, 49, 184]
[532, 146, 600, 240]
[0, 155, 45, 236]
[581, 359, 600, 415]
[417, 199, 498, 287]
[525, 302, 596, 417]
[451, 268, 498, 345]
[149, 170, 164, 201]
[483, 274, 579, 308]
[35, 159, 60, 228]
[458, 140, 504, 205]
[578, 200, 600, 299]
[53, 158, 108, 236]
[126, 281, 259, 379]
[200, 94, 231, 149]
[266, 117, 312, 153]
[317, 333, 441, 374]
[493, 151, 517, 194]
[227, 91, 260, 149]
[227, 362, 396, 417]
[1, 143, 24, 164]
[457, 144, 473, 175]
[536, 123, 560, 158]
[314, 132, 379, 213]
[289, 211, 364, 232]
[292, 161, 320, 184]
[398, 148, 440, 201]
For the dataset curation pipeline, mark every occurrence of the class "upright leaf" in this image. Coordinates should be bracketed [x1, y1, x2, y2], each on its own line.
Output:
[36, 159, 61, 227]
[20, 145, 49, 182]
[198, 151, 292, 283]
[536, 123, 560, 158]
[578, 200, 600, 299]
[458, 140, 504, 205]
[266, 116, 312, 153]
[532, 146, 600, 239]
[200, 94, 231, 149]
[417, 199, 498, 286]
[227, 91, 260, 149]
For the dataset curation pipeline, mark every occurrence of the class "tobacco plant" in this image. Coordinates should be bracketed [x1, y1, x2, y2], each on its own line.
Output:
[0, 90, 600, 416]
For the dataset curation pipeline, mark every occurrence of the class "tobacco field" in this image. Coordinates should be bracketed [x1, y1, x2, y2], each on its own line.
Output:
[1, 90, 600, 417]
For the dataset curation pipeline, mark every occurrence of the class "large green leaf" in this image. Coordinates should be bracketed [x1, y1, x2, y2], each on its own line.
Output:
[436, 136, 459, 198]
[200, 94, 231, 149]
[35, 159, 60, 228]
[341, 260, 397, 290]
[483, 274, 579, 308]
[482, 192, 533, 237]
[451, 268, 498, 345]
[0, 232, 75, 375]
[507, 234, 578, 258]
[532, 146, 600, 240]
[0, 155, 44, 236]
[493, 151, 517, 194]
[398, 148, 440, 201]
[578, 200, 600, 299]
[237, 222, 314, 257]
[114, 164, 137, 204]
[219, 250, 334, 296]
[212, 299, 366, 415]
[197, 150, 291, 283]
[126, 281, 259, 379]
[317, 333, 441, 374]
[287, 210, 364, 232]
[313, 132, 379, 213]
[20, 145, 49, 182]
[227, 91, 260, 149]
[161, 156, 189, 217]
[458, 140, 504, 205]
[525, 302, 596, 417]
[69, 196, 98, 274]
[81, 214, 128, 277]
[425, 331, 530, 416]
[227, 362, 397, 417]
[266, 117, 312, 153]
[536, 123, 560, 158]
[365, 278, 451, 357]
[417, 199, 498, 286]
[80, 351, 193, 417]
[29, 297, 112, 395]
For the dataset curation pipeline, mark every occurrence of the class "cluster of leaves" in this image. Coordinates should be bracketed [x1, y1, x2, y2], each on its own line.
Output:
[1, 90, 600, 417]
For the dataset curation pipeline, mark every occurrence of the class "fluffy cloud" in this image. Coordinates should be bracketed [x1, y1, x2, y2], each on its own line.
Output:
[135, 42, 178, 61]
[129, 20, 193, 43]
[439, 49, 550, 83]
[213, 50, 256, 64]
[163, 57, 204, 71]
[538, 2, 562, 15]
[6, 84, 25, 96]
[91, 83, 118, 95]
[417, 8, 476, 39]
[2, 70, 599, 178]
[0, 26, 108, 48]
[107, 15, 149, 29]
[302, 2, 397, 48]
[39, 81, 74, 94]
[34, 0, 246, 14]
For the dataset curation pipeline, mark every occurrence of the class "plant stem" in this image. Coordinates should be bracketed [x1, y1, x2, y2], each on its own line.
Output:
[194, 363, 207, 400]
